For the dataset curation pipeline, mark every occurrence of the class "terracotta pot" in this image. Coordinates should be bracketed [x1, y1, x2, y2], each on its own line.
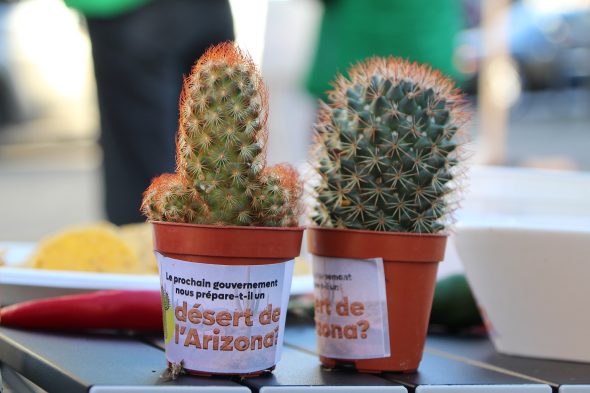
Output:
[153, 222, 304, 265]
[152, 221, 304, 377]
[308, 227, 447, 373]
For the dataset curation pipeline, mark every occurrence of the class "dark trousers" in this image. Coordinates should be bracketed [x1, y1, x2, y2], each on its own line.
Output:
[87, 0, 234, 225]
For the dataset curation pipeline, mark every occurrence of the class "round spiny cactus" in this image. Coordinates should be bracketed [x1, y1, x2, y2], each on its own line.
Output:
[312, 57, 469, 234]
[142, 42, 301, 227]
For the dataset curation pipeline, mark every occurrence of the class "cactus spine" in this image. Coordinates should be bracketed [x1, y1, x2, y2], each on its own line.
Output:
[312, 57, 468, 233]
[142, 43, 301, 227]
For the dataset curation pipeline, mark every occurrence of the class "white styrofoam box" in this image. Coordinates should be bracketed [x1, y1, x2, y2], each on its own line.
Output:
[440, 166, 590, 278]
[455, 223, 590, 362]
[454, 166, 590, 362]
[457, 165, 590, 219]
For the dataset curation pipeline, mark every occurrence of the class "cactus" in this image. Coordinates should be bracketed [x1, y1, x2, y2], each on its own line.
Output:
[312, 57, 468, 233]
[142, 173, 204, 223]
[142, 43, 301, 227]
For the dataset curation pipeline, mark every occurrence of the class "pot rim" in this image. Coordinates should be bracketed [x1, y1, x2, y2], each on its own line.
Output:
[151, 220, 305, 264]
[150, 220, 305, 232]
[308, 226, 447, 262]
[308, 226, 448, 238]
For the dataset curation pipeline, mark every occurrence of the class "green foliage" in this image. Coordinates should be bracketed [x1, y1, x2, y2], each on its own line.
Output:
[312, 57, 468, 233]
[430, 274, 483, 331]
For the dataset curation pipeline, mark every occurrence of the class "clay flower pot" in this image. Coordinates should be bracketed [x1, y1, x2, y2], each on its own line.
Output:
[308, 227, 446, 373]
[152, 221, 304, 376]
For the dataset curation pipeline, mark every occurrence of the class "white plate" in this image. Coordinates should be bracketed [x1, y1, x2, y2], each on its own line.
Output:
[0, 242, 313, 305]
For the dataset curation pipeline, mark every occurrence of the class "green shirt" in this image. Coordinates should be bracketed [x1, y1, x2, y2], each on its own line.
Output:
[307, 0, 463, 99]
[64, 0, 151, 18]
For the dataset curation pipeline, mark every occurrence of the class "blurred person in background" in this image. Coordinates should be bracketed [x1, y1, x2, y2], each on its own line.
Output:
[65, 0, 234, 225]
[307, 0, 464, 99]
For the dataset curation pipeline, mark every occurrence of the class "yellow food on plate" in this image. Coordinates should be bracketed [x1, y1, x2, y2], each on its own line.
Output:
[27, 222, 312, 277]
[118, 222, 158, 273]
[293, 256, 311, 276]
[30, 224, 147, 274]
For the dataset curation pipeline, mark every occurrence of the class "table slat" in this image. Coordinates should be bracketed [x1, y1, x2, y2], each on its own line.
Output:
[241, 346, 406, 393]
[284, 325, 554, 391]
[142, 336, 405, 393]
[427, 335, 590, 386]
[0, 327, 248, 393]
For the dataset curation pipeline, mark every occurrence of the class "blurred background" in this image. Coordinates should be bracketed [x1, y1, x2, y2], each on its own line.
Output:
[0, 0, 589, 241]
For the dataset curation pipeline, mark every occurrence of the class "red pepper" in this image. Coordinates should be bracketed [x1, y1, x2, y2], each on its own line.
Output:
[0, 290, 163, 332]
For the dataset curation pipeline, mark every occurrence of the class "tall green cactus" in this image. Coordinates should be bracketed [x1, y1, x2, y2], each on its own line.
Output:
[142, 43, 301, 227]
[312, 57, 468, 233]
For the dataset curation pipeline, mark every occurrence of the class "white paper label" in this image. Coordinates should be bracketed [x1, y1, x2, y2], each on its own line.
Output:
[157, 253, 293, 374]
[311, 255, 390, 359]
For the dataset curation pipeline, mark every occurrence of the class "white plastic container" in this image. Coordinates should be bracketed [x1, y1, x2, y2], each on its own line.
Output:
[454, 166, 590, 362]
[456, 220, 590, 362]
